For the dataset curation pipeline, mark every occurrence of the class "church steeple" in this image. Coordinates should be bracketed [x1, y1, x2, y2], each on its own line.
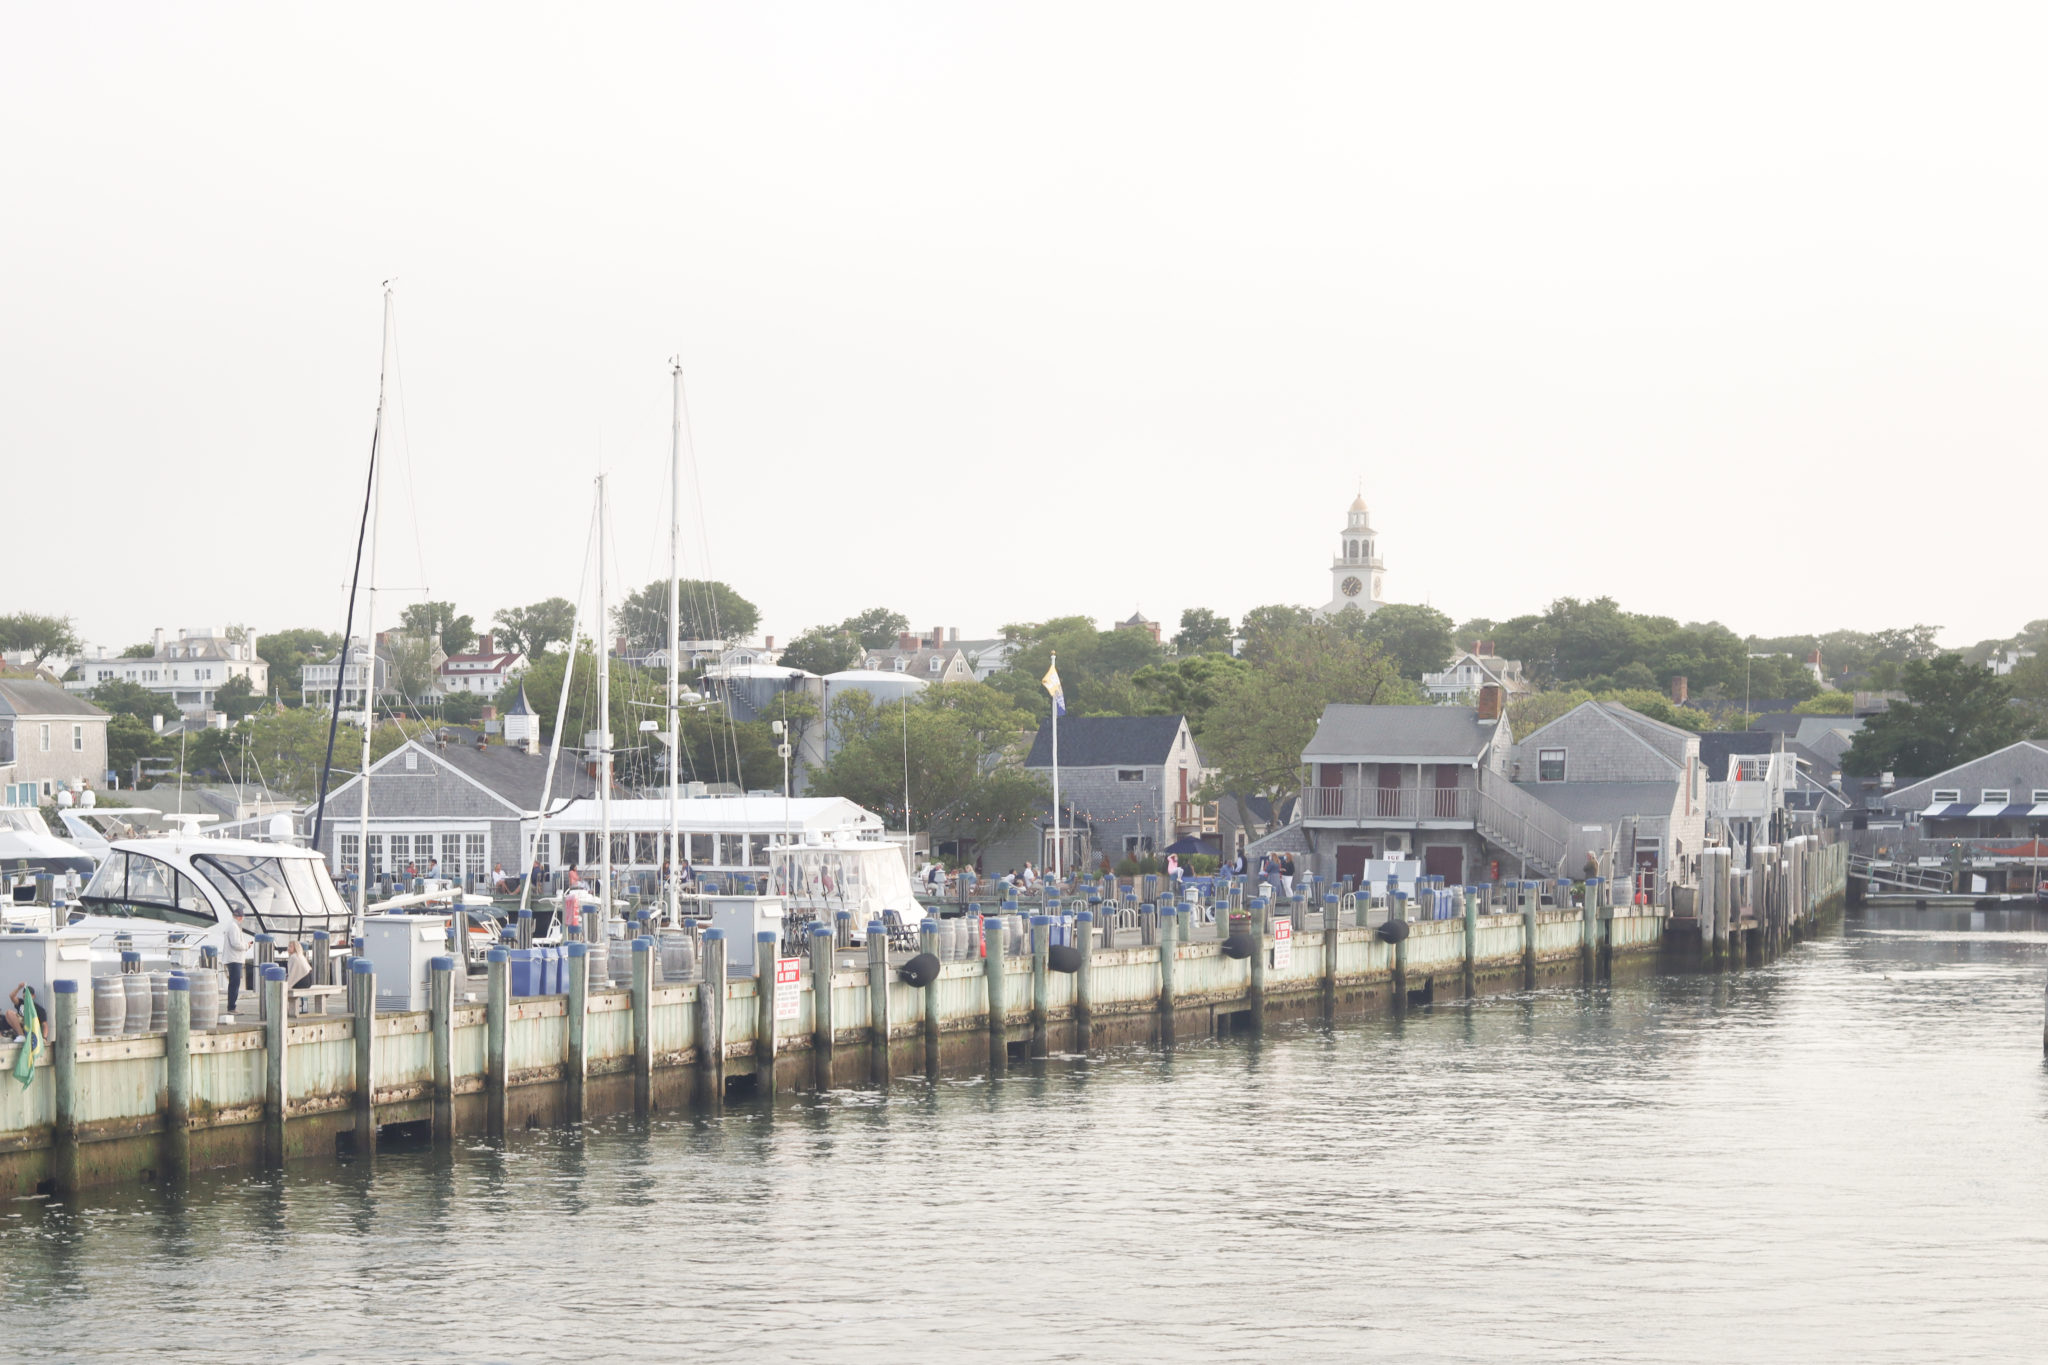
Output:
[1320, 491, 1386, 617]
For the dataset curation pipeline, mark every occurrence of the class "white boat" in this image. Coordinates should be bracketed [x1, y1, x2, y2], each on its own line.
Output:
[0, 807, 96, 878]
[71, 836, 353, 970]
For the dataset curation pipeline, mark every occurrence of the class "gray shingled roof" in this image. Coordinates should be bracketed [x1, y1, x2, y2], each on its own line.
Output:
[1302, 705, 1494, 762]
[418, 740, 600, 811]
[1519, 781, 1677, 826]
[0, 679, 109, 719]
[1024, 715, 1185, 768]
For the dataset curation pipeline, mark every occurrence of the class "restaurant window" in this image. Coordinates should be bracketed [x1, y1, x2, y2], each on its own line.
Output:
[1117, 769, 1144, 782]
[1980, 789, 2010, 804]
[1929, 790, 1960, 804]
[2034, 790, 2048, 804]
[339, 833, 360, 876]
[1538, 749, 1566, 783]
[689, 833, 713, 863]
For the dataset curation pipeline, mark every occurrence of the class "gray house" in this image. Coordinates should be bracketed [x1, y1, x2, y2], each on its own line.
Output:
[1513, 701, 1707, 895]
[0, 680, 111, 807]
[1285, 698, 1573, 885]
[1881, 739, 2048, 841]
[1022, 715, 1206, 866]
[315, 734, 598, 885]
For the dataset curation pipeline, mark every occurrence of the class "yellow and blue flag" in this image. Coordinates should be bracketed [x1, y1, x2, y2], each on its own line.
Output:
[11, 988, 41, 1088]
[1042, 660, 1065, 717]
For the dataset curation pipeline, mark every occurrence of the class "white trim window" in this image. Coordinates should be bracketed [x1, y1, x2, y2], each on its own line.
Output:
[1981, 789, 2011, 804]
[1930, 789, 1961, 804]
[2034, 790, 2048, 804]
[72, 723, 84, 751]
[1538, 748, 1566, 783]
[40, 723, 52, 752]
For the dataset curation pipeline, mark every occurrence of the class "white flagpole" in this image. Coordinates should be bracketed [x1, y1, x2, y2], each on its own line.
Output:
[1050, 651, 1061, 883]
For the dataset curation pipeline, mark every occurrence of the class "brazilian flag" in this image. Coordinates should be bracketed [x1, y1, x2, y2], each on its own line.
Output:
[11, 989, 42, 1088]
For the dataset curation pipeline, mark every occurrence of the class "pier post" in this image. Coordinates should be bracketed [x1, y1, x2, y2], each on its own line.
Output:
[430, 955, 457, 1143]
[1580, 879, 1599, 987]
[1598, 880, 1615, 980]
[809, 923, 835, 1090]
[1462, 889, 1478, 998]
[262, 964, 287, 1166]
[517, 906, 533, 950]
[758, 929, 781, 1099]
[485, 948, 508, 1141]
[1391, 892, 1409, 1011]
[563, 944, 587, 1123]
[866, 921, 890, 1085]
[1157, 902, 1178, 1047]
[51, 980, 80, 1197]
[1074, 910, 1094, 1051]
[1521, 883, 1538, 989]
[984, 914, 1007, 1073]
[1030, 916, 1050, 1058]
[1322, 896, 1341, 1016]
[1248, 897, 1268, 1029]
[631, 937, 653, 1116]
[700, 929, 727, 1109]
[919, 919, 941, 1075]
[164, 973, 191, 1182]
[351, 959, 376, 1157]
[452, 908, 470, 975]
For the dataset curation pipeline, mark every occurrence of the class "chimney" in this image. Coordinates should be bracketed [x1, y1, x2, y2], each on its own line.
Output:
[1476, 640, 1494, 657]
[897, 631, 915, 651]
[949, 627, 959, 642]
[478, 633, 494, 656]
[1670, 675, 1689, 705]
[614, 636, 627, 657]
[765, 635, 775, 651]
[151, 713, 164, 734]
[481, 705, 497, 722]
[152, 627, 165, 654]
[1477, 683, 1502, 721]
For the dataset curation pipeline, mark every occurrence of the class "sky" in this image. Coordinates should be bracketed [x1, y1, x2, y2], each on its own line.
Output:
[4, 3, 2044, 658]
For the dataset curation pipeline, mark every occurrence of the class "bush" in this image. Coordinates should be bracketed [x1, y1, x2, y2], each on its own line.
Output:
[1187, 854, 1219, 876]
[1114, 856, 1141, 878]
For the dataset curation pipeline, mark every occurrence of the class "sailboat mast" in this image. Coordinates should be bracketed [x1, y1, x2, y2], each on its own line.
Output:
[667, 363, 684, 926]
[355, 287, 391, 927]
[596, 473, 613, 942]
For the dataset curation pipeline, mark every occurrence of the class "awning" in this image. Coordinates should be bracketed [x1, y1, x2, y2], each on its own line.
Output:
[1921, 803, 1972, 818]
[2000, 804, 2037, 820]
[2032, 804, 2048, 818]
[1967, 802, 2007, 817]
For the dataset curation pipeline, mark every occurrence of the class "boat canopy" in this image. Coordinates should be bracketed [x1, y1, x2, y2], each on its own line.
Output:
[79, 837, 351, 938]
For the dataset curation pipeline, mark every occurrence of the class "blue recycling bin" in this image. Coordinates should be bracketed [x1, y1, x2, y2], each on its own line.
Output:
[508, 948, 540, 997]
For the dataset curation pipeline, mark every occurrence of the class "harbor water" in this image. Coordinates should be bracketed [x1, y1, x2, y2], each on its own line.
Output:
[6, 922, 2046, 1363]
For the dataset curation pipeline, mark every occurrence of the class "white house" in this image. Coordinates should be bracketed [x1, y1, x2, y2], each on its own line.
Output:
[1423, 646, 1532, 704]
[66, 627, 268, 716]
[438, 633, 528, 697]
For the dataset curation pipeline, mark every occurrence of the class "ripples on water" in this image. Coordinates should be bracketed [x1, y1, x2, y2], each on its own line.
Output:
[6, 925, 2047, 1363]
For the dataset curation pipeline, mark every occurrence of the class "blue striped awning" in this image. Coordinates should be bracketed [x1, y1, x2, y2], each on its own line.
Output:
[1921, 803, 1972, 818]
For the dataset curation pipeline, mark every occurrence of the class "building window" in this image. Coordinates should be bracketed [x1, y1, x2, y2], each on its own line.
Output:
[1981, 789, 2010, 804]
[2034, 790, 2048, 804]
[1538, 748, 1566, 783]
[1124, 835, 1154, 854]
[40, 724, 51, 752]
[1117, 769, 1144, 783]
[929, 656, 942, 673]
[72, 724, 84, 751]
[1930, 789, 1961, 804]
[339, 833, 360, 876]
[465, 833, 486, 879]
[893, 658, 907, 672]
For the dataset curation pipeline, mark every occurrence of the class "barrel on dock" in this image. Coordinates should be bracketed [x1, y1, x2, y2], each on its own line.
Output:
[92, 973, 125, 1037]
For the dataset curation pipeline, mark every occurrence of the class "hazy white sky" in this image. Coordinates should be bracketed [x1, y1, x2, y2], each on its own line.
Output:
[5, 4, 2043, 655]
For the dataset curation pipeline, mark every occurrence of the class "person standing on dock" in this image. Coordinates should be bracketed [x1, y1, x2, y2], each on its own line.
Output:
[222, 908, 253, 1016]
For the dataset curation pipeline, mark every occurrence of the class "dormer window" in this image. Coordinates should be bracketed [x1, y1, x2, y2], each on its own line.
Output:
[893, 658, 906, 672]
[929, 656, 943, 673]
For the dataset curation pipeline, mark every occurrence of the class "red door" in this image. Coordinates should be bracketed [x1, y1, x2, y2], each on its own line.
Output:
[1423, 845, 1464, 884]
[1335, 844, 1373, 883]
[1434, 764, 1461, 818]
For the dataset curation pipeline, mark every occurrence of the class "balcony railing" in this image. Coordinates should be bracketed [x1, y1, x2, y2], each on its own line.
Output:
[1172, 801, 1220, 835]
[1302, 786, 1475, 822]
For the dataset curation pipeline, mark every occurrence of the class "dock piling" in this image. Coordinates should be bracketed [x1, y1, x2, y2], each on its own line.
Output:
[631, 937, 653, 1115]
[809, 923, 834, 1090]
[757, 929, 781, 1098]
[1030, 916, 1050, 1058]
[262, 964, 287, 1165]
[700, 930, 727, 1108]
[1462, 889, 1478, 998]
[983, 914, 1006, 1074]
[430, 955, 456, 1143]
[51, 980, 79, 1197]
[866, 920, 890, 1085]
[918, 919, 940, 1074]
[1391, 894, 1409, 1010]
[1157, 904, 1178, 1047]
[351, 958, 375, 1157]
[1074, 910, 1094, 1051]
[1521, 883, 1538, 989]
[1580, 879, 1599, 987]
[485, 948, 508, 1141]
[164, 973, 190, 1182]
[1248, 897, 1268, 1029]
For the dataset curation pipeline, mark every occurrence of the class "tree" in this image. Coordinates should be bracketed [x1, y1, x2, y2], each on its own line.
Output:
[401, 601, 476, 655]
[1842, 655, 2030, 780]
[105, 714, 164, 784]
[383, 635, 440, 709]
[257, 627, 343, 706]
[1337, 603, 1455, 680]
[1198, 618, 1416, 837]
[1793, 690, 1855, 716]
[442, 691, 486, 725]
[243, 705, 360, 800]
[808, 685, 1044, 847]
[1173, 608, 1234, 656]
[984, 615, 1166, 719]
[0, 612, 81, 668]
[777, 625, 864, 676]
[492, 598, 578, 658]
[212, 674, 262, 721]
[90, 678, 179, 723]
[839, 608, 910, 649]
[1129, 653, 1252, 734]
[614, 579, 760, 653]
[2008, 653, 2048, 733]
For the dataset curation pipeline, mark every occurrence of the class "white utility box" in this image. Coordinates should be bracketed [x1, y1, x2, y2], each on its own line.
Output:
[0, 929, 94, 1011]
[360, 913, 453, 1012]
[703, 896, 785, 973]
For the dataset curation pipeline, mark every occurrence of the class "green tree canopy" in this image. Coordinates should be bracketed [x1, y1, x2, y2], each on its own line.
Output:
[91, 677, 180, 723]
[212, 674, 263, 721]
[1793, 690, 1855, 716]
[257, 627, 343, 705]
[1842, 655, 2030, 780]
[984, 616, 1166, 719]
[105, 714, 164, 784]
[614, 579, 760, 653]
[0, 612, 81, 668]
[777, 625, 864, 676]
[839, 608, 910, 649]
[1129, 653, 1252, 734]
[1172, 608, 1234, 656]
[1198, 616, 1417, 836]
[492, 598, 578, 657]
[399, 601, 476, 655]
[1334, 603, 1455, 680]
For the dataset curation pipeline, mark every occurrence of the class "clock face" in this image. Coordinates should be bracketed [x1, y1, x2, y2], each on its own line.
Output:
[1341, 576, 1362, 597]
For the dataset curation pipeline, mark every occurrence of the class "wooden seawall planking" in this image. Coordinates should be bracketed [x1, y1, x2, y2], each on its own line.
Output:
[1, 848, 1846, 1198]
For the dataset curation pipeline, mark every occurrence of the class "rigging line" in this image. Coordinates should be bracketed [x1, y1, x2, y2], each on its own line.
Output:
[522, 496, 600, 912]
[671, 368, 747, 788]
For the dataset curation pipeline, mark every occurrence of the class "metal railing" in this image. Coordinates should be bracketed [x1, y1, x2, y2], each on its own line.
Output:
[1301, 786, 1477, 821]
[1472, 771, 1576, 873]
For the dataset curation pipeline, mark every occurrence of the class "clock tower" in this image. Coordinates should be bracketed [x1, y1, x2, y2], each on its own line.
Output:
[1319, 492, 1386, 618]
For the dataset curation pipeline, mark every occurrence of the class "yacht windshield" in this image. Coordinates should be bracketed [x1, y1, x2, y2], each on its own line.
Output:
[193, 854, 347, 934]
[80, 851, 217, 928]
